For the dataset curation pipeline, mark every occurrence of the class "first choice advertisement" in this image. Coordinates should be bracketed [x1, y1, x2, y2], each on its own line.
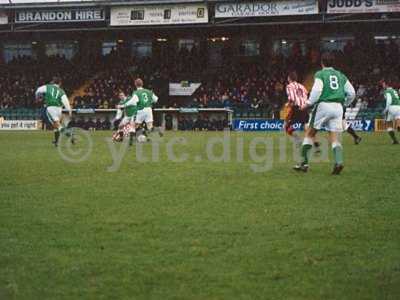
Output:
[233, 119, 374, 131]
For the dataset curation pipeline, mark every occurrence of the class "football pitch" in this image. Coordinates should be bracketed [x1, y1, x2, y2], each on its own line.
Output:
[0, 131, 399, 300]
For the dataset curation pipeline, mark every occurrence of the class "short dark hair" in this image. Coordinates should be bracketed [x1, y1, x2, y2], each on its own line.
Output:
[135, 78, 144, 88]
[51, 76, 62, 85]
[288, 71, 298, 82]
[381, 76, 395, 87]
[321, 52, 335, 68]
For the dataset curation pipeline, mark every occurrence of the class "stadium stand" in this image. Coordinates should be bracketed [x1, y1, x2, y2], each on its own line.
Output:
[1, 32, 400, 127]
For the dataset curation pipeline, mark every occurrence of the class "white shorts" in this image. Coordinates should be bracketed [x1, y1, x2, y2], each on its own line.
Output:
[136, 107, 153, 124]
[309, 102, 344, 132]
[46, 106, 62, 124]
[120, 116, 135, 127]
[386, 106, 400, 122]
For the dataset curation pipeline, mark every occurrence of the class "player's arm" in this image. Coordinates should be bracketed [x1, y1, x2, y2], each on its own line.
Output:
[383, 92, 392, 114]
[115, 108, 123, 121]
[61, 94, 72, 117]
[344, 80, 356, 107]
[302, 85, 309, 99]
[304, 78, 323, 109]
[35, 85, 46, 101]
[152, 93, 159, 104]
[124, 96, 138, 107]
[118, 95, 139, 109]
[285, 86, 294, 107]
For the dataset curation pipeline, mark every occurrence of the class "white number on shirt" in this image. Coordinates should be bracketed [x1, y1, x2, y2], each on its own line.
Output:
[329, 76, 339, 90]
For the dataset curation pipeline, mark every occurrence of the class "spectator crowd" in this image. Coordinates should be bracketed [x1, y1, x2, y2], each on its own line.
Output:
[1, 38, 400, 117]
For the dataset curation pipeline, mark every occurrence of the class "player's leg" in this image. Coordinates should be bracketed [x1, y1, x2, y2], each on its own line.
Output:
[135, 109, 145, 135]
[113, 109, 123, 130]
[386, 109, 399, 144]
[301, 109, 320, 152]
[46, 107, 62, 146]
[329, 131, 344, 174]
[285, 121, 301, 146]
[304, 123, 321, 153]
[285, 106, 301, 145]
[294, 127, 317, 172]
[347, 126, 361, 144]
[144, 108, 162, 137]
[342, 107, 361, 144]
[117, 117, 129, 140]
[327, 104, 345, 174]
[394, 107, 400, 133]
[300, 127, 317, 168]
[343, 120, 361, 144]
[146, 121, 153, 132]
[53, 121, 61, 146]
[58, 113, 74, 144]
[128, 117, 136, 146]
[145, 107, 153, 134]
[294, 104, 323, 172]
[387, 122, 399, 144]
[396, 118, 400, 132]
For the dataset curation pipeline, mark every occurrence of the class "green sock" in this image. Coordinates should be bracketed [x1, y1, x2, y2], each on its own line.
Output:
[333, 146, 343, 165]
[301, 144, 312, 164]
[389, 131, 398, 143]
[54, 130, 60, 144]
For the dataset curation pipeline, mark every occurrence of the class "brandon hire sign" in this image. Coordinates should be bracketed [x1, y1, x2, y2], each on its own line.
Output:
[15, 8, 105, 23]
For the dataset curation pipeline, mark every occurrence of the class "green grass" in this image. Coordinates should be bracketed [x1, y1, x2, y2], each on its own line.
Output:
[0, 131, 400, 300]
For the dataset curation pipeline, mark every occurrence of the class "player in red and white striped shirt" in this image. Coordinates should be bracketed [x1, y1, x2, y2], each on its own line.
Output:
[285, 71, 320, 151]
[286, 79, 308, 108]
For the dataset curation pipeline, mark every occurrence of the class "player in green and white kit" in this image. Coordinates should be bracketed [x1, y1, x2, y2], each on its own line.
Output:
[294, 53, 356, 175]
[380, 78, 400, 144]
[116, 91, 137, 145]
[35, 77, 73, 147]
[131, 78, 162, 137]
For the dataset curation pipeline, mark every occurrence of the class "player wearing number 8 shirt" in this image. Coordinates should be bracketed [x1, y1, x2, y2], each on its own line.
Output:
[294, 53, 356, 175]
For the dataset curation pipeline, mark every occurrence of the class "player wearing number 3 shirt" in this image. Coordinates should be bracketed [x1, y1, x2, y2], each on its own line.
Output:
[130, 78, 163, 138]
[294, 53, 356, 175]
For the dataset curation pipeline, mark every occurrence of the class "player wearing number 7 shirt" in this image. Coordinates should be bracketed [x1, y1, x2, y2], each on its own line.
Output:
[294, 53, 356, 175]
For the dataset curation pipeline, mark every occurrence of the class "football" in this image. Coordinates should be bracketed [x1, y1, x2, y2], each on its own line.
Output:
[137, 134, 147, 143]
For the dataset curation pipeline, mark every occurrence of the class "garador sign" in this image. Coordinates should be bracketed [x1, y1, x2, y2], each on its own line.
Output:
[15, 8, 105, 23]
[215, 0, 319, 18]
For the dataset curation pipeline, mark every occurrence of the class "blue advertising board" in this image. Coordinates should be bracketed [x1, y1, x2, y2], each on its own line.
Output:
[345, 119, 374, 132]
[233, 119, 374, 132]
